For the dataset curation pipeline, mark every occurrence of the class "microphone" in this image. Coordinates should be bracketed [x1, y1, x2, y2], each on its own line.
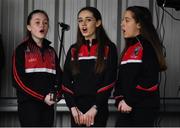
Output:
[58, 22, 70, 31]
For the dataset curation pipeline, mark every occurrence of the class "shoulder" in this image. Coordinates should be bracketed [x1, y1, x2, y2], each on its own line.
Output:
[65, 43, 77, 58]
[122, 41, 143, 63]
[13, 41, 28, 59]
[67, 43, 77, 52]
[140, 38, 156, 56]
[70, 43, 77, 49]
[15, 40, 28, 52]
[106, 41, 117, 49]
[105, 42, 117, 58]
[105, 42, 117, 54]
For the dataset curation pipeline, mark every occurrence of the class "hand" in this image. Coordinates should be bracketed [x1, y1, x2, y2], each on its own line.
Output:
[83, 105, 97, 127]
[44, 93, 55, 106]
[118, 100, 132, 113]
[71, 107, 83, 125]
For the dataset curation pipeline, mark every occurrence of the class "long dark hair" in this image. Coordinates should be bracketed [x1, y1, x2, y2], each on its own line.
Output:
[72, 6, 111, 74]
[125, 6, 167, 71]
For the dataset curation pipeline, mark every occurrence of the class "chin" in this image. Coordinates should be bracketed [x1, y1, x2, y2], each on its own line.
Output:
[39, 34, 46, 38]
[123, 35, 129, 38]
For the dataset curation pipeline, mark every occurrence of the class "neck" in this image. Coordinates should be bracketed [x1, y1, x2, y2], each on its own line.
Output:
[32, 36, 43, 47]
[36, 41, 42, 47]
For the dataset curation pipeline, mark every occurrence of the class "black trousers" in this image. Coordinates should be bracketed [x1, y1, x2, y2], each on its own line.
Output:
[115, 107, 159, 127]
[18, 100, 54, 127]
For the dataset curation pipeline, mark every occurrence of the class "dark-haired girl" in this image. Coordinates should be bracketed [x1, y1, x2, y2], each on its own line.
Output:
[62, 7, 118, 127]
[12, 10, 62, 127]
[114, 6, 167, 127]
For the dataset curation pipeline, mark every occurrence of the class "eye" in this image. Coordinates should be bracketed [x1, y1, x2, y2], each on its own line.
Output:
[125, 19, 130, 23]
[78, 19, 83, 23]
[35, 21, 40, 24]
[44, 21, 48, 25]
[86, 18, 93, 22]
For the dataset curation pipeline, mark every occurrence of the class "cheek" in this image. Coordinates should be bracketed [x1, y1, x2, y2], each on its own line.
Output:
[45, 26, 49, 31]
[78, 24, 83, 30]
[31, 27, 39, 34]
[127, 25, 136, 33]
[45, 25, 49, 29]
[132, 26, 139, 34]
[89, 24, 96, 32]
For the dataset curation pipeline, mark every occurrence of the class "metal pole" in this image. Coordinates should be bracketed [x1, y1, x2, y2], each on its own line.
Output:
[58, 29, 65, 63]
[53, 85, 58, 127]
[54, 26, 66, 127]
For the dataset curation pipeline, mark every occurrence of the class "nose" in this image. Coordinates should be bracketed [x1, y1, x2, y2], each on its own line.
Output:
[40, 22, 47, 28]
[121, 20, 124, 26]
[82, 20, 87, 26]
[39, 22, 44, 28]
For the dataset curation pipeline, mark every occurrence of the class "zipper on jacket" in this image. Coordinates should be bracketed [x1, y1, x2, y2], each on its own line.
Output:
[88, 42, 92, 56]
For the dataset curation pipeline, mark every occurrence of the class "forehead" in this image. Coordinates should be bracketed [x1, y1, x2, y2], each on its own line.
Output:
[78, 10, 94, 18]
[31, 13, 48, 20]
[123, 10, 134, 19]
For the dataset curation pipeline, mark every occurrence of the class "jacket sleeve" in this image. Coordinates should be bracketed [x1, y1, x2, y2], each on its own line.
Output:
[95, 43, 118, 109]
[114, 64, 141, 107]
[62, 47, 76, 108]
[113, 44, 143, 107]
[113, 66, 124, 107]
[12, 46, 45, 101]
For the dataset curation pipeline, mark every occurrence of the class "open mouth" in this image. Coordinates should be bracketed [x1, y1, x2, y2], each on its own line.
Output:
[82, 27, 88, 33]
[40, 29, 45, 34]
[122, 29, 126, 34]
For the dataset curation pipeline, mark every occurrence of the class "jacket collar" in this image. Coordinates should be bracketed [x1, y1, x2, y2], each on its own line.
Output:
[125, 35, 143, 45]
[84, 39, 98, 46]
[28, 37, 51, 49]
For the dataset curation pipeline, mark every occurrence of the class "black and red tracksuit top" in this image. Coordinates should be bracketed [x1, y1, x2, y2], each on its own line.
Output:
[62, 39, 118, 109]
[12, 38, 62, 103]
[114, 35, 160, 107]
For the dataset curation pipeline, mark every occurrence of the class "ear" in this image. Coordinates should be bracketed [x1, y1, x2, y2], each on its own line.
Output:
[96, 20, 101, 27]
[27, 25, 31, 32]
[137, 23, 141, 29]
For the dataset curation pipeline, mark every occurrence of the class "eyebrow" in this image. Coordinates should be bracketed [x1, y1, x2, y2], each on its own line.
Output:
[78, 16, 94, 19]
[33, 18, 48, 21]
[33, 18, 41, 21]
[124, 17, 133, 20]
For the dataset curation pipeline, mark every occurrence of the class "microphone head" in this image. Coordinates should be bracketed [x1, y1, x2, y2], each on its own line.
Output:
[58, 22, 70, 31]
